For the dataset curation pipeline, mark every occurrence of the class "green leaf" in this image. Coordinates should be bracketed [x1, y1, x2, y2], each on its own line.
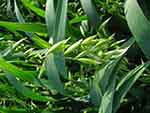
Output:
[90, 38, 135, 106]
[81, 35, 96, 45]
[54, 52, 67, 79]
[77, 58, 100, 65]
[48, 40, 66, 53]
[113, 63, 149, 113]
[45, 53, 64, 93]
[65, 39, 83, 55]
[0, 107, 28, 113]
[14, 1, 50, 49]
[55, 0, 68, 42]
[2, 38, 25, 57]
[45, 1, 68, 91]
[137, 0, 150, 21]
[0, 57, 36, 83]
[5, 72, 51, 102]
[45, 0, 56, 40]
[32, 35, 51, 48]
[125, 0, 150, 59]
[98, 77, 116, 113]
[21, 0, 45, 18]
[0, 21, 47, 33]
[69, 16, 88, 25]
[45, 0, 68, 42]
[80, 0, 99, 26]
[90, 82, 102, 106]
[14, 0, 25, 23]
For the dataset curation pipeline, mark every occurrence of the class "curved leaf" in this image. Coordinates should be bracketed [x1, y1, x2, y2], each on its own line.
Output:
[5, 72, 51, 102]
[113, 63, 149, 113]
[0, 57, 36, 82]
[80, 0, 99, 26]
[21, 0, 45, 18]
[14, 0, 50, 48]
[125, 0, 150, 59]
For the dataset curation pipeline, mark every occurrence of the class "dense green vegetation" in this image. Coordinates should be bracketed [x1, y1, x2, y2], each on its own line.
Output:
[0, 0, 150, 113]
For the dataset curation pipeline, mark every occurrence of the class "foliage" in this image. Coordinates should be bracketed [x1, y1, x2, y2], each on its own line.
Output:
[0, 0, 150, 113]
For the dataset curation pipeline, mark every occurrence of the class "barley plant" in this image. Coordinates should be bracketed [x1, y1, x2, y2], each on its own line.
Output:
[0, 0, 150, 113]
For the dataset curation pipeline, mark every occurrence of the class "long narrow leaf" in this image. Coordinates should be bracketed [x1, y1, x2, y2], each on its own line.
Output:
[55, 0, 68, 42]
[80, 0, 99, 26]
[45, 0, 68, 87]
[5, 72, 51, 102]
[45, 0, 56, 39]
[14, 1, 50, 48]
[0, 57, 36, 82]
[98, 77, 116, 113]
[45, 53, 64, 93]
[125, 0, 150, 59]
[90, 38, 135, 106]
[113, 63, 149, 113]
[21, 0, 45, 18]
[0, 21, 47, 33]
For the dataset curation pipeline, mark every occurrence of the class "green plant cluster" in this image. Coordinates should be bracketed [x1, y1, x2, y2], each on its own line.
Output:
[0, 0, 150, 113]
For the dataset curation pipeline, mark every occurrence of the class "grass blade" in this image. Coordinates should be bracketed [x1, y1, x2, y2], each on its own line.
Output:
[45, 0, 56, 40]
[98, 77, 116, 113]
[55, 0, 68, 42]
[5, 72, 50, 102]
[21, 0, 45, 18]
[45, 0, 68, 89]
[0, 21, 47, 33]
[45, 53, 64, 93]
[80, 0, 99, 26]
[45, 0, 68, 42]
[0, 57, 36, 82]
[14, 0, 25, 23]
[125, 0, 150, 59]
[14, 1, 50, 49]
[113, 63, 149, 113]
[90, 38, 135, 106]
